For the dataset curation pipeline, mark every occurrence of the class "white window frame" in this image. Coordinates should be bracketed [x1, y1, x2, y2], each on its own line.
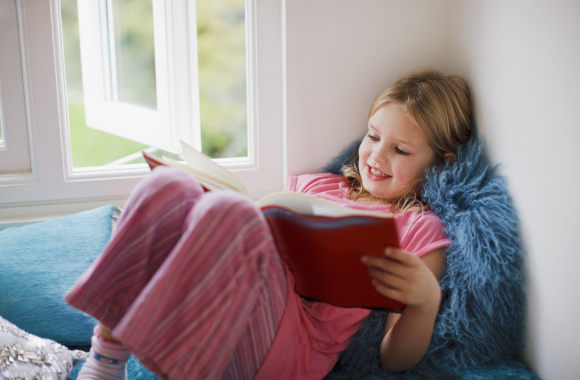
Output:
[0, 0, 286, 224]
[0, 0, 32, 172]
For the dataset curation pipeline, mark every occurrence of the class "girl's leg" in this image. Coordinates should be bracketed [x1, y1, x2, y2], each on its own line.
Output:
[66, 166, 205, 379]
[115, 190, 287, 379]
[65, 166, 206, 329]
[219, 267, 286, 380]
[66, 166, 287, 379]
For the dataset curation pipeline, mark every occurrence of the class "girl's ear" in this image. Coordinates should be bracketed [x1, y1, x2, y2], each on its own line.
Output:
[443, 152, 457, 164]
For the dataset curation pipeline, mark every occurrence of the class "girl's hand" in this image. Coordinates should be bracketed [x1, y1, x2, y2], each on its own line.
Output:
[361, 247, 441, 310]
[362, 247, 445, 372]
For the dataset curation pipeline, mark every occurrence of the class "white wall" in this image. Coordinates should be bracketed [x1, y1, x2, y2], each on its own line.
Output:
[451, 1, 580, 379]
[286, 1, 580, 379]
[285, 0, 455, 175]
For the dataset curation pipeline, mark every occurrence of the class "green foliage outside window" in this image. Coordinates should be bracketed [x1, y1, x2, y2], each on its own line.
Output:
[197, 0, 247, 158]
[68, 104, 147, 167]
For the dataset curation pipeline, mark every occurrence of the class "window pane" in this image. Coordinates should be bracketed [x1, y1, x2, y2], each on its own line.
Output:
[110, 0, 157, 109]
[62, 0, 248, 168]
[61, 0, 148, 168]
[197, 0, 247, 159]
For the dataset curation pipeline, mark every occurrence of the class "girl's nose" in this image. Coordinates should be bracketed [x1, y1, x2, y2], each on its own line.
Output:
[371, 145, 387, 163]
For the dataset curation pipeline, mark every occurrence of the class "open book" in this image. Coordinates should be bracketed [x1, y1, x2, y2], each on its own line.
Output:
[142, 142, 404, 312]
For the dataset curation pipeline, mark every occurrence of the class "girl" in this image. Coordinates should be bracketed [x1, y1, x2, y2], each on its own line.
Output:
[65, 69, 472, 379]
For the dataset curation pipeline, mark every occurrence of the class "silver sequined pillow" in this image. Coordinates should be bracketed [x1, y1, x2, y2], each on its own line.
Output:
[0, 316, 87, 380]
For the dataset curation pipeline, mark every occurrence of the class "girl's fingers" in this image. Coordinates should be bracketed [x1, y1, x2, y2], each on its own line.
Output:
[361, 255, 404, 273]
[368, 265, 432, 306]
[361, 248, 416, 277]
[362, 247, 434, 305]
[370, 278, 404, 301]
[367, 267, 407, 290]
[365, 248, 443, 307]
[383, 246, 418, 266]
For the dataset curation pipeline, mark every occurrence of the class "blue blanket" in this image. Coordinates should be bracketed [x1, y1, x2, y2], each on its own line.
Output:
[324, 132, 538, 379]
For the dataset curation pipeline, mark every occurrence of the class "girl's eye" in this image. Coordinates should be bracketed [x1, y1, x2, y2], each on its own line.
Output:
[396, 147, 410, 155]
[368, 133, 379, 142]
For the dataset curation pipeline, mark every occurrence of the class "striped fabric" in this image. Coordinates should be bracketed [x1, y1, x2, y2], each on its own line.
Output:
[65, 166, 287, 380]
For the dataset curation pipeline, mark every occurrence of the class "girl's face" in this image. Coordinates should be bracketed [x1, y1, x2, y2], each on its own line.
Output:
[358, 104, 435, 204]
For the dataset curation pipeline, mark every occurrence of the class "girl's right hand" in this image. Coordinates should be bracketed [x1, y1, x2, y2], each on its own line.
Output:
[361, 246, 442, 310]
[361, 247, 446, 372]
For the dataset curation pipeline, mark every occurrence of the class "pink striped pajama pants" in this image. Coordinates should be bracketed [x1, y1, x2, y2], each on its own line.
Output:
[65, 166, 287, 380]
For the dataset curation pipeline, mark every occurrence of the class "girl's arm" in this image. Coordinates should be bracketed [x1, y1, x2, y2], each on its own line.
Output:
[361, 247, 446, 372]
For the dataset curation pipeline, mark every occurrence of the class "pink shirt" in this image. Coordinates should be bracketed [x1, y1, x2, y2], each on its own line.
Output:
[255, 173, 451, 380]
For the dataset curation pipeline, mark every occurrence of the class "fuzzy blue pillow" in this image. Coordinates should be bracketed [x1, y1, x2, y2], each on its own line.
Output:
[0, 205, 119, 347]
[323, 133, 538, 379]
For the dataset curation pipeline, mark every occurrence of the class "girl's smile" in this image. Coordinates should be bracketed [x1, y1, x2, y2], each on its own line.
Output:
[367, 165, 391, 179]
[368, 166, 391, 181]
[358, 104, 436, 204]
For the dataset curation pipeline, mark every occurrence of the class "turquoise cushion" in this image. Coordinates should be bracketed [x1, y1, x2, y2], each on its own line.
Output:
[0, 205, 117, 347]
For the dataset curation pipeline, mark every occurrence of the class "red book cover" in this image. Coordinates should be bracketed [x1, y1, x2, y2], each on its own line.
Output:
[262, 206, 404, 312]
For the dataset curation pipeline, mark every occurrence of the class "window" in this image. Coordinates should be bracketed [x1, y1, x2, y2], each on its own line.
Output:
[0, 0, 285, 223]
[61, 0, 150, 168]
[74, 0, 184, 156]
[64, 0, 248, 167]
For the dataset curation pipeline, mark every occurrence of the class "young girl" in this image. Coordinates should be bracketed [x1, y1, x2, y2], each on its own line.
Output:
[65, 69, 472, 380]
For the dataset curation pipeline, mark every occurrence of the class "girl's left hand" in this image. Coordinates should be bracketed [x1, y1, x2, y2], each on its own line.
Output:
[361, 247, 441, 310]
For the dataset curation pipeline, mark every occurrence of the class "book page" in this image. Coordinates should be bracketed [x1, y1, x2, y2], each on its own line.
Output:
[256, 192, 393, 218]
[159, 156, 241, 192]
[180, 141, 248, 194]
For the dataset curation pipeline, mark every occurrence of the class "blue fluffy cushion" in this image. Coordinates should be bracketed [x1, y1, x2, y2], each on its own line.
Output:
[421, 136, 526, 368]
[0, 205, 118, 347]
[324, 133, 537, 378]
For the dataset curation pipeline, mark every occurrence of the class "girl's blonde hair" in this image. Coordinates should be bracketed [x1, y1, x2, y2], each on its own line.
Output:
[342, 69, 472, 212]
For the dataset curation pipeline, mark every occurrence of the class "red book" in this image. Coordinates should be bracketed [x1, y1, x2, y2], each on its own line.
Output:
[263, 206, 402, 311]
[142, 142, 404, 312]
